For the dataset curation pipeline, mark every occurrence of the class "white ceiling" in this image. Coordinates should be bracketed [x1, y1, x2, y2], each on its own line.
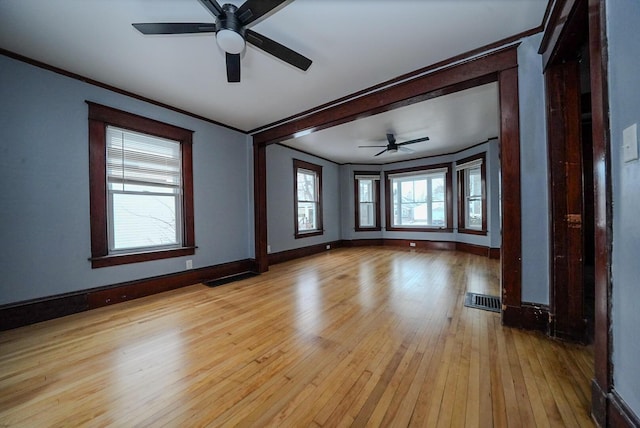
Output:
[0, 0, 547, 163]
[282, 82, 500, 164]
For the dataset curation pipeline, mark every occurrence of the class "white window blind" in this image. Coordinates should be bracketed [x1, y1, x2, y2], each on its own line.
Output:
[106, 126, 183, 252]
[456, 158, 483, 171]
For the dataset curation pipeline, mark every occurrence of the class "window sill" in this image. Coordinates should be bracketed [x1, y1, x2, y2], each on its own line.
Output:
[386, 226, 453, 233]
[355, 227, 382, 232]
[294, 230, 324, 239]
[458, 228, 487, 236]
[90, 246, 196, 268]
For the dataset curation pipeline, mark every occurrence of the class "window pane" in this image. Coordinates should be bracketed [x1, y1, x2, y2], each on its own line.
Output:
[297, 202, 317, 231]
[432, 177, 444, 201]
[466, 198, 482, 228]
[468, 168, 481, 197]
[391, 172, 447, 227]
[432, 202, 445, 226]
[359, 202, 375, 227]
[297, 170, 316, 202]
[359, 179, 373, 203]
[112, 193, 179, 250]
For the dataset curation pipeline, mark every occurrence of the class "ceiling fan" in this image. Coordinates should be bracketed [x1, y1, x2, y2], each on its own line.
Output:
[359, 133, 430, 157]
[132, 0, 312, 83]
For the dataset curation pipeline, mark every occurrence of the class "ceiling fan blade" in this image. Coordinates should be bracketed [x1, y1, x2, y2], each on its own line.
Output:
[374, 149, 388, 157]
[246, 29, 312, 71]
[236, 0, 291, 26]
[226, 53, 241, 83]
[132, 23, 216, 35]
[386, 133, 396, 144]
[397, 136, 430, 146]
[398, 147, 415, 153]
[198, 0, 223, 18]
[358, 145, 387, 148]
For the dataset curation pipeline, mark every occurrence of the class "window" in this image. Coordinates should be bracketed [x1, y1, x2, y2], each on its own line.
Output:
[457, 153, 487, 235]
[354, 172, 381, 231]
[88, 102, 195, 268]
[294, 159, 323, 238]
[385, 164, 453, 231]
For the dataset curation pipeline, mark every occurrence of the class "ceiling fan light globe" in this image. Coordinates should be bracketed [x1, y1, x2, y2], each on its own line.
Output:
[388, 148, 398, 153]
[217, 29, 245, 54]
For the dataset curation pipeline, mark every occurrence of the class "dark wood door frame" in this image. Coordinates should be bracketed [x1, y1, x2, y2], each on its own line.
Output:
[539, 0, 612, 425]
[253, 45, 524, 328]
[545, 59, 586, 342]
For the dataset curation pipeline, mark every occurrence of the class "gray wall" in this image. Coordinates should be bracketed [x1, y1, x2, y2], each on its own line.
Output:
[607, 0, 640, 415]
[266, 144, 341, 253]
[518, 33, 550, 304]
[0, 55, 253, 305]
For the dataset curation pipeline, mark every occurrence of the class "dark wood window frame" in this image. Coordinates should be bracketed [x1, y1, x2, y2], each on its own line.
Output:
[457, 152, 488, 235]
[354, 171, 381, 232]
[293, 159, 323, 239]
[87, 102, 195, 268]
[384, 163, 454, 233]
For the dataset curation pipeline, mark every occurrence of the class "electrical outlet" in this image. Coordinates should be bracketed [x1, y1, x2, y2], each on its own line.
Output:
[409, 242, 416, 247]
[267, 245, 271, 253]
[623, 123, 638, 162]
[186, 259, 193, 270]
[326, 244, 331, 250]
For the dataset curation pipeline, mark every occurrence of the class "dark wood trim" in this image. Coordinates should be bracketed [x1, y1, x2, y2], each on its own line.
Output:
[498, 66, 523, 325]
[609, 391, 640, 428]
[457, 152, 487, 235]
[253, 46, 522, 329]
[1, 49, 244, 134]
[522, 303, 551, 333]
[253, 142, 269, 273]
[489, 248, 501, 260]
[90, 247, 196, 269]
[253, 47, 518, 145]
[591, 379, 608, 428]
[87, 102, 196, 268]
[502, 303, 550, 334]
[293, 159, 324, 239]
[341, 239, 385, 247]
[0, 259, 257, 331]
[541, 0, 612, 423]
[545, 59, 587, 343]
[268, 241, 342, 265]
[354, 171, 382, 232]
[383, 239, 456, 252]
[588, 0, 613, 424]
[455, 242, 491, 258]
[275, 142, 339, 165]
[538, 0, 587, 70]
[249, 30, 540, 136]
[384, 162, 453, 232]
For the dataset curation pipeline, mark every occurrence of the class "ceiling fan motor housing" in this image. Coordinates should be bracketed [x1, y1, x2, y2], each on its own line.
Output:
[216, 4, 246, 54]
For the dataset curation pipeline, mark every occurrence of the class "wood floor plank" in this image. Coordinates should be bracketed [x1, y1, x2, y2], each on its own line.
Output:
[0, 247, 594, 427]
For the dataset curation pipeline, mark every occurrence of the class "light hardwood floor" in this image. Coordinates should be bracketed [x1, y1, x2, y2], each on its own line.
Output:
[0, 247, 594, 427]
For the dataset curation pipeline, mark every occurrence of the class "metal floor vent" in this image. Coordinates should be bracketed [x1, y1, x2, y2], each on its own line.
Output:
[464, 292, 501, 313]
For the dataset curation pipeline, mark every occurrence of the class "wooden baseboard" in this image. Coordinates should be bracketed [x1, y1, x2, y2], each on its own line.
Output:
[489, 247, 501, 259]
[609, 390, 640, 428]
[591, 379, 607, 427]
[341, 238, 500, 259]
[456, 242, 491, 257]
[268, 241, 343, 265]
[0, 258, 257, 331]
[341, 239, 384, 247]
[502, 302, 550, 334]
[383, 239, 456, 251]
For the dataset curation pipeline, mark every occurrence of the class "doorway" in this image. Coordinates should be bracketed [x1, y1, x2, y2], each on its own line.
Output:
[543, 0, 595, 344]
